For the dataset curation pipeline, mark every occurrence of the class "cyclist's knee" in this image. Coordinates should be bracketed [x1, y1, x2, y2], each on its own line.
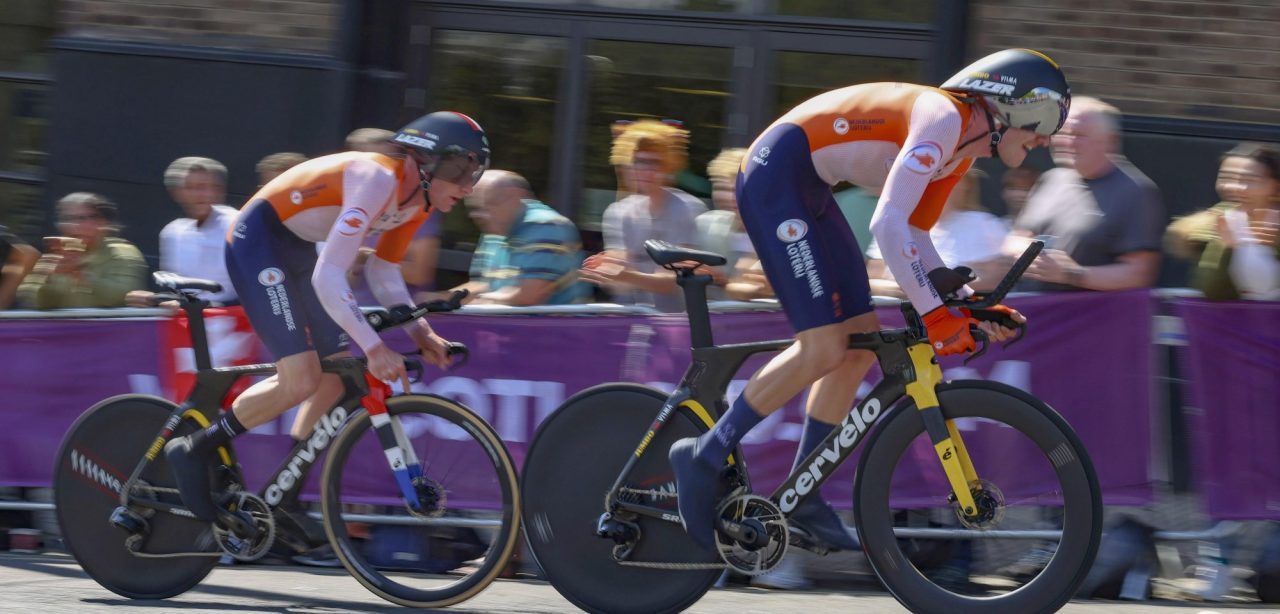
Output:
[796, 338, 847, 376]
[277, 366, 324, 406]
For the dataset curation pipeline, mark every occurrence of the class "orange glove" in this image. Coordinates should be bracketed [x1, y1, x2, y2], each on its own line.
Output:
[923, 306, 976, 356]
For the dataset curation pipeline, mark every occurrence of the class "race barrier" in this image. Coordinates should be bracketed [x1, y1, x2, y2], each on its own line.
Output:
[0, 290, 1273, 518]
[1172, 298, 1280, 521]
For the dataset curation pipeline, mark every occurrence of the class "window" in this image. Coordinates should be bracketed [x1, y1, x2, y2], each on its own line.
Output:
[580, 39, 733, 231]
[775, 0, 934, 22]
[773, 52, 923, 119]
[0, 0, 55, 239]
[429, 30, 567, 199]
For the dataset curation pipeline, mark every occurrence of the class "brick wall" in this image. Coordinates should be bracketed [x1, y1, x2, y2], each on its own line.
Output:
[61, 0, 339, 55]
[970, 0, 1280, 126]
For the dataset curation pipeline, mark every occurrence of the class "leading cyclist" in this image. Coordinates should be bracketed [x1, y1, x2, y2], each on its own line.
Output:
[164, 112, 490, 543]
[670, 49, 1071, 552]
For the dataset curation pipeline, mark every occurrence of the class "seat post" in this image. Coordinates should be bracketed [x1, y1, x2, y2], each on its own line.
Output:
[678, 270, 715, 349]
[181, 297, 213, 372]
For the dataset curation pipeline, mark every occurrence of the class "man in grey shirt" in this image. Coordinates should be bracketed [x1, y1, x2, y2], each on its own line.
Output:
[1010, 96, 1163, 291]
[581, 120, 706, 312]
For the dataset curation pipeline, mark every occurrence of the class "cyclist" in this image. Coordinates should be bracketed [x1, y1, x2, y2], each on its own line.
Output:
[164, 112, 490, 548]
[670, 49, 1070, 552]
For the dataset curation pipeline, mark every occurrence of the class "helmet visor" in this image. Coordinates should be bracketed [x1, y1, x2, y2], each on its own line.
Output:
[992, 87, 1071, 136]
[432, 152, 488, 188]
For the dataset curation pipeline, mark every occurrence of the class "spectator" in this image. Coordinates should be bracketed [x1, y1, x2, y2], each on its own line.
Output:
[345, 127, 399, 155]
[451, 170, 587, 305]
[1010, 96, 1164, 291]
[581, 119, 706, 312]
[1000, 165, 1040, 223]
[17, 193, 146, 309]
[866, 168, 1009, 296]
[256, 152, 307, 186]
[401, 213, 444, 304]
[1166, 142, 1280, 300]
[0, 225, 39, 309]
[695, 148, 755, 299]
[126, 157, 238, 307]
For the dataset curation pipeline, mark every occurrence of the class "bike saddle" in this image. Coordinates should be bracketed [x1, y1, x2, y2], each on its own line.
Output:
[644, 240, 727, 268]
[153, 271, 223, 294]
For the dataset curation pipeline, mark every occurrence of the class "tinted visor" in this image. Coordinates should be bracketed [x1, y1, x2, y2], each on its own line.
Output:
[432, 152, 488, 188]
[993, 88, 1071, 136]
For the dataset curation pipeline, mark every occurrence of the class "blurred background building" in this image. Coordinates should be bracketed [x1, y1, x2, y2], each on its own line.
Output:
[1, 0, 1277, 283]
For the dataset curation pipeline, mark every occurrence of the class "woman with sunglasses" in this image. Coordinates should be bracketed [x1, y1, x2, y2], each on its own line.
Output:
[17, 192, 146, 309]
[165, 111, 490, 528]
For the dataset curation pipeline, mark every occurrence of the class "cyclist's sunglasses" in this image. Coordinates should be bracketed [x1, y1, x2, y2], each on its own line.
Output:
[430, 152, 488, 188]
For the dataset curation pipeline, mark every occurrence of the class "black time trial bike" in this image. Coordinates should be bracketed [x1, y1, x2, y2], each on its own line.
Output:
[53, 273, 521, 608]
[521, 240, 1102, 614]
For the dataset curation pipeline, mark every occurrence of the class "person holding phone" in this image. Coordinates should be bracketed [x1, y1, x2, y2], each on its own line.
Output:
[17, 193, 146, 309]
[1166, 142, 1280, 300]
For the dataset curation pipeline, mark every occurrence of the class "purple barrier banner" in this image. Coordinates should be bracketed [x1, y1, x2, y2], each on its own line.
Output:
[1172, 299, 1280, 521]
[0, 291, 1156, 509]
[0, 319, 165, 486]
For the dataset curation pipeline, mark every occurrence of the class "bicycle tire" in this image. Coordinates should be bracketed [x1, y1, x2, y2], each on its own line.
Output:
[853, 381, 1103, 614]
[320, 393, 521, 608]
[54, 394, 220, 599]
[522, 384, 723, 614]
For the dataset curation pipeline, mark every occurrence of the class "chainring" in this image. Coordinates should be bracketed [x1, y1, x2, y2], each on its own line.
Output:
[212, 492, 275, 561]
[714, 494, 789, 576]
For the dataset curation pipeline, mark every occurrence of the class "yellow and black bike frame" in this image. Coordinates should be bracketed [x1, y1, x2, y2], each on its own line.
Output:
[605, 271, 983, 525]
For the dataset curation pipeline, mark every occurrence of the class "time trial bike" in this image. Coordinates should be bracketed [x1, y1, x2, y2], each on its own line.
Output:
[54, 273, 521, 608]
[521, 240, 1101, 614]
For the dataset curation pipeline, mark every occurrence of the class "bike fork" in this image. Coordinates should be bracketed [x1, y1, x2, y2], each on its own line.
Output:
[362, 375, 428, 512]
[904, 344, 982, 517]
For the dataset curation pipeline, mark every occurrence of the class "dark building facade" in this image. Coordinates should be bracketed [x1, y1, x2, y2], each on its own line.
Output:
[2, 0, 1276, 281]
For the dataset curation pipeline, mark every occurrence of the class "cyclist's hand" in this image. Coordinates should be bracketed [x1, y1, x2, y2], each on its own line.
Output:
[416, 331, 453, 369]
[366, 342, 407, 382]
[965, 305, 1025, 343]
[923, 306, 976, 356]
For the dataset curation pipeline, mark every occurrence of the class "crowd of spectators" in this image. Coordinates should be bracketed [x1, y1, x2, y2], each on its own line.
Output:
[1, 99, 1275, 314]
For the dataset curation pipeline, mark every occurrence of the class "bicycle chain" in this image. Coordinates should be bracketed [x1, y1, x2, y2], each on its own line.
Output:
[616, 559, 726, 570]
[612, 487, 728, 571]
[122, 485, 266, 560]
[618, 487, 676, 500]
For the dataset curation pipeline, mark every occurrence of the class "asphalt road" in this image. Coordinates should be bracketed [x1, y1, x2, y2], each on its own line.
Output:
[0, 552, 1270, 613]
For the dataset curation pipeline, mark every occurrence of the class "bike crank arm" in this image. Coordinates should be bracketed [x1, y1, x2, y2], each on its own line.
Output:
[904, 344, 982, 517]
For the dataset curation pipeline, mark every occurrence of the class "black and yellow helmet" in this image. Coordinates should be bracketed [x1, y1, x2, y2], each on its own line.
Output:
[942, 49, 1071, 137]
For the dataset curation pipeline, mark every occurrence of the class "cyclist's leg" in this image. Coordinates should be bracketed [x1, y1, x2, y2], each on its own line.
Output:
[167, 199, 325, 521]
[286, 266, 352, 442]
[671, 123, 858, 548]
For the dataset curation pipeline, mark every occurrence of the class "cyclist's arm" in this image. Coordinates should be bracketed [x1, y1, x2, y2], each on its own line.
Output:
[312, 159, 395, 352]
[367, 213, 439, 340]
[868, 92, 964, 315]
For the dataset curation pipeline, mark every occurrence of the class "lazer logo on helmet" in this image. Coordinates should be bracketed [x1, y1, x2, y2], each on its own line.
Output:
[779, 397, 882, 513]
[957, 78, 1015, 96]
[395, 134, 437, 150]
[264, 406, 349, 505]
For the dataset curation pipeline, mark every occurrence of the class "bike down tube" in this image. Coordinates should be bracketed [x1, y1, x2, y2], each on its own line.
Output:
[903, 343, 981, 516]
[769, 378, 904, 514]
[361, 374, 425, 511]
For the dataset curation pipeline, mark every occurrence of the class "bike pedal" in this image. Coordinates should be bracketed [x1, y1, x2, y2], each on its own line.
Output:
[109, 506, 149, 536]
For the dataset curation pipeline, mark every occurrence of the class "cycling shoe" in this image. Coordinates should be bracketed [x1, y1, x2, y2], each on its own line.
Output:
[669, 438, 720, 553]
[164, 435, 220, 523]
[789, 496, 860, 552]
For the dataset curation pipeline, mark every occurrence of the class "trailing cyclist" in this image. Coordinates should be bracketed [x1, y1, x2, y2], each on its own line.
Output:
[670, 49, 1072, 552]
[164, 111, 490, 557]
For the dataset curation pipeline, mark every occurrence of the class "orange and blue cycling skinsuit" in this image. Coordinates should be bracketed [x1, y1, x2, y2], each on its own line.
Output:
[737, 82, 975, 332]
[225, 151, 429, 360]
